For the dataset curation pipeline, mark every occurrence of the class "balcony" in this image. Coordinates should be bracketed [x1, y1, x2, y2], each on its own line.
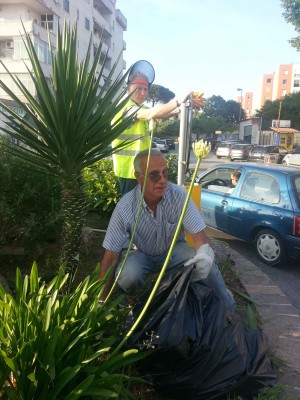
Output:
[93, 17, 112, 41]
[93, 38, 112, 60]
[116, 9, 127, 30]
[93, 0, 114, 15]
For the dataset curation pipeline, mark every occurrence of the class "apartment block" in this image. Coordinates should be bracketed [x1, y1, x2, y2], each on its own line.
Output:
[0, 0, 127, 104]
[237, 91, 254, 118]
[260, 63, 300, 108]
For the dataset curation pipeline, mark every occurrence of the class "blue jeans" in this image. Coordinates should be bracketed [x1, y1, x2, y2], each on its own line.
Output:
[115, 241, 235, 310]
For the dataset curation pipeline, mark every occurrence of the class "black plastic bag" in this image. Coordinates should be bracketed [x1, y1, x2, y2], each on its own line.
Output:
[128, 264, 277, 400]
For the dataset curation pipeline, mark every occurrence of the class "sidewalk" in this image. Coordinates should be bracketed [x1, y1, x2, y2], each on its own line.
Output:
[228, 247, 300, 399]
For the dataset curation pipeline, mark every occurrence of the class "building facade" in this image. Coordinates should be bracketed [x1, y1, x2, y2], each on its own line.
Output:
[0, 0, 127, 104]
[260, 63, 300, 108]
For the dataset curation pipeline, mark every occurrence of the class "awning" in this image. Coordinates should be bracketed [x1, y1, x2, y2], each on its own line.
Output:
[270, 127, 300, 134]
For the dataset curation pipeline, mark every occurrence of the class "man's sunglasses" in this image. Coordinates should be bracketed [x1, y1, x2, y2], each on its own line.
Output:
[139, 169, 168, 182]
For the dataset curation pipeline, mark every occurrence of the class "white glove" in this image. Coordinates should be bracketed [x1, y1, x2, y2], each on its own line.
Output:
[184, 244, 215, 282]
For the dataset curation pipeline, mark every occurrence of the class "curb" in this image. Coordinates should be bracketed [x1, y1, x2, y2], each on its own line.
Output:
[228, 247, 300, 398]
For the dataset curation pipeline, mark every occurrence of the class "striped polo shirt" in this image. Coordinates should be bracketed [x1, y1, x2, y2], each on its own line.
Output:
[102, 182, 206, 257]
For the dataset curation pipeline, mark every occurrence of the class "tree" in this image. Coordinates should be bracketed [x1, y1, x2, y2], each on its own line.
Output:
[203, 95, 227, 119]
[203, 95, 243, 123]
[256, 92, 300, 121]
[281, 0, 300, 51]
[0, 22, 133, 274]
[148, 84, 175, 105]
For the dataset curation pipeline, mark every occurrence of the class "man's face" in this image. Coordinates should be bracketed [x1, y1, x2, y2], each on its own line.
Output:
[136, 155, 168, 200]
[128, 82, 149, 105]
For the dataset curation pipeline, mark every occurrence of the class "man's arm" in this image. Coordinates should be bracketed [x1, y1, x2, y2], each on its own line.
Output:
[136, 93, 191, 120]
[99, 249, 120, 301]
[190, 230, 210, 250]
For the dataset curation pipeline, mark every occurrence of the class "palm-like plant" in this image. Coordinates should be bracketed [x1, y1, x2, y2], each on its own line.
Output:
[0, 22, 133, 273]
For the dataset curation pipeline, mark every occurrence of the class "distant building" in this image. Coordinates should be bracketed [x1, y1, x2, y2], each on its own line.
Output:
[0, 0, 127, 104]
[260, 63, 300, 108]
[237, 91, 254, 118]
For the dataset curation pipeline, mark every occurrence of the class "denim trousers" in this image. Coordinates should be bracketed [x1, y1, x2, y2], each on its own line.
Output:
[115, 241, 235, 310]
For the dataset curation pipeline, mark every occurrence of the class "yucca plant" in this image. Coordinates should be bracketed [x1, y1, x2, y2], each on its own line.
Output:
[0, 21, 134, 273]
[0, 263, 147, 399]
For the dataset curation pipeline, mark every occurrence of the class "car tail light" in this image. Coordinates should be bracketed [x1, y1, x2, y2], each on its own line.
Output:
[293, 216, 300, 236]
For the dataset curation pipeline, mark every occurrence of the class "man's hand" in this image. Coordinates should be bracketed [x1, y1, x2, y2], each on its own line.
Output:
[184, 243, 214, 281]
[192, 92, 206, 110]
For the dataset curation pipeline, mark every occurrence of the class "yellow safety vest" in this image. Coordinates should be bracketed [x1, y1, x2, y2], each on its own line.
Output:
[112, 100, 150, 179]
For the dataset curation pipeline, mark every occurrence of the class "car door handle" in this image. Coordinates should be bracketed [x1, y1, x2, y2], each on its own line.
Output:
[221, 200, 228, 206]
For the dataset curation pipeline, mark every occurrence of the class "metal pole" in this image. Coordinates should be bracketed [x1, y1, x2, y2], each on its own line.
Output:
[178, 103, 188, 186]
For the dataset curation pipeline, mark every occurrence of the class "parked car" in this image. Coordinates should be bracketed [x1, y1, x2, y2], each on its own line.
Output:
[196, 162, 300, 266]
[247, 145, 288, 163]
[230, 144, 253, 161]
[215, 141, 241, 159]
[151, 141, 159, 149]
[155, 139, 169, 153]
[282, 146, 300, 166]
[164, 138, 175, 150]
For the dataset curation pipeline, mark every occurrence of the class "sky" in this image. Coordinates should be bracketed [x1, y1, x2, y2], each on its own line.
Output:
[116, 0, 300, 109]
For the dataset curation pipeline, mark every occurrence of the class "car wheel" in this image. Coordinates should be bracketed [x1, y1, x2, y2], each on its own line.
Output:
[217, 156, 221, 159]
[254, 229, 287, 266]
[282, 161, 287, 165]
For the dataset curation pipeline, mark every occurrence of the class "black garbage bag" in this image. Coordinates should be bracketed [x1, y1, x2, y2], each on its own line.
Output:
[127, 264, 277, 400]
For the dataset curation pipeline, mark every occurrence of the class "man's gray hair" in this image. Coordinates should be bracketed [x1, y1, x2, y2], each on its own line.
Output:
[134, 149, 163, 172]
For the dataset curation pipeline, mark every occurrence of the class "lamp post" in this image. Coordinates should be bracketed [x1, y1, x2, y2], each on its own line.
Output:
[237, 88, 243, 122]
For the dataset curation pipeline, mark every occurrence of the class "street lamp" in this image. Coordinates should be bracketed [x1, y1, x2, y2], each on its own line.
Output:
[237, 88, 243, 122]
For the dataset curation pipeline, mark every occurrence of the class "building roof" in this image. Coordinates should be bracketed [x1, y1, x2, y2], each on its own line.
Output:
[270, 127, 300, 134]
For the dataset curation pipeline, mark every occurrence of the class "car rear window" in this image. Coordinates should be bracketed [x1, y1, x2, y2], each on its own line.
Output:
[240, 172, 280, 204]
[292, 176, 300, 207]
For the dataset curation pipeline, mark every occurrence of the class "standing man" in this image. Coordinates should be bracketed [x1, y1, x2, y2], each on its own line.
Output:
[100, 149, 235, 309]
[112, 60, 190, 196]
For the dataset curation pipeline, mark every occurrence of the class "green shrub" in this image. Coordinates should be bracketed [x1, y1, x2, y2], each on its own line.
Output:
[0, 142, 62, 247]
[83, 158, 120, 216]
[0, 263, 147, 399]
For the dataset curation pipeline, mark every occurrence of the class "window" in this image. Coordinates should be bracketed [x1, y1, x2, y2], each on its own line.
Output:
[283, 70, 289, 75]
[294, 71, 300, 78]
[85, 17, 90, 30]
[266, 78, 272, 83]
[240, 173, 280, 204]
[41, 14, 57, 34]
[266, 87, 270, 92]
[294, 80, 300, 87]
[283, 79, 287, 84]
[282, 89, 287, 96]
[63, 0, 69, 12]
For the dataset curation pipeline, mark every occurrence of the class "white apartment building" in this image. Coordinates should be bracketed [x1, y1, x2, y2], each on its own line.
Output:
[0, 0, 127, 106]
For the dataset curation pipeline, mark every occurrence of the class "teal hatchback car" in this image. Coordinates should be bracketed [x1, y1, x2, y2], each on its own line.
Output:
[196, 162, 300, 266]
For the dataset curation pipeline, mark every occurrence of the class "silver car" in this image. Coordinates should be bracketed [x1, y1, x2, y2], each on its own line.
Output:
[282, 146, 300, 166]
[230, 144, 253, 161]
[155, 139, 169, 153]
[216, 141, 240, 159]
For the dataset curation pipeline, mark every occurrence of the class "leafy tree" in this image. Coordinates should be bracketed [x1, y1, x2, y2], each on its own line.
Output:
[281, 0, 300, 51]
[256, 92, 300, 121]
[148, 84, 175, 105]
[203, 95, 227, 119]
[0, 22, 133, 274]
[203, 95, 244, 123]
[193, 114, 238, 135]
